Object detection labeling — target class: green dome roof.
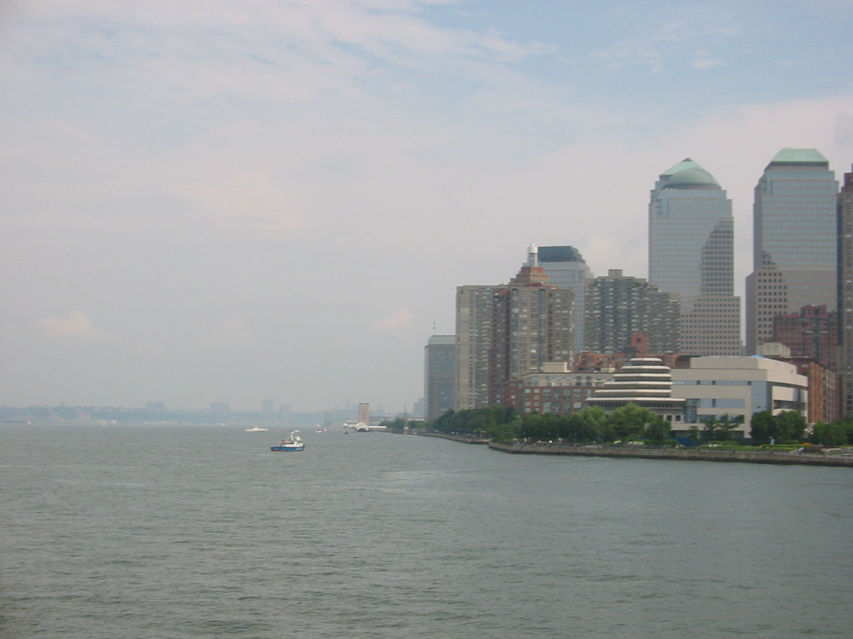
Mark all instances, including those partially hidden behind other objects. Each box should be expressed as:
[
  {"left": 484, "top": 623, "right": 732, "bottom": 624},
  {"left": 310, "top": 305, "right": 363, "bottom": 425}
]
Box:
[
  {"left": 659, "top": 158, "right": 720, "bottom": 189},
  {"left": 663, "top": 166, "right": 720, "bottom": 189}
]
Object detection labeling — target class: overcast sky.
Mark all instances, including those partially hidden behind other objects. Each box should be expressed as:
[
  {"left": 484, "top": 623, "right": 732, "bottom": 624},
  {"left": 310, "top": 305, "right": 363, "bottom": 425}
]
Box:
[{"left": 2, "top": 0, "right": 852, "bottom": 414}]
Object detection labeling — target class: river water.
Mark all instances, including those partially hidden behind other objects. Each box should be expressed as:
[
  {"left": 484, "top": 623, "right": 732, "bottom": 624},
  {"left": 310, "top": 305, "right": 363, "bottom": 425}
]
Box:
[{"left": 2, "top": 424, "right": 852, "bottom": 638}]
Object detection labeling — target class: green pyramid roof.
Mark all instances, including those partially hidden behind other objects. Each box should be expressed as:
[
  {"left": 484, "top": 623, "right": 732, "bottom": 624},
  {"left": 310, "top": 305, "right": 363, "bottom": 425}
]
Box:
[
  {"left": 769, "top": 148, "right": 828, "bottom": 167},
  {"left": 660, "top": 158, "right": 720, "bottom": 189}
]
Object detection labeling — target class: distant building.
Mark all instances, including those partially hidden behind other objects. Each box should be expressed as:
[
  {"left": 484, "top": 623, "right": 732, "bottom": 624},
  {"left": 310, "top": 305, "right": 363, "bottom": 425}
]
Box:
[
  {"left": 584, "top": 269, "right": 680, "bottom": 355},
  {"left": 455, "top": 285, "right": 499, "bottom": 410},
  {"left": 648, "top": 158, "right": 741, "bottom": 356},
  {"left": 358, "top": 403, "right": 370, "bottom": 425},
  {"left": 746, "top": 149, "right": 838, "bottom": 355},
  {"left": 454, "top": 246, "right": 574, "bottom": 410},
  {"left": 574, "top": 334, "right": 681, "bottom": 374},
  {"left": 210, "top": 402, "right": 230, "bottom": 414},
  {"left": 839, "top": 165, "right": 853, "bottom": 417},
  {"left": 492, "top": 248, "right": 573, "bottom": 393},
  {"left": 782, "top": 358, "right": 840, "bottom": 425},
  {"left": 424, "top": 335, "right": 456, "bottom": 421},
  {"left": 671, "top": 356, "right": 808, "bottom": 438},
  {"left": 506, "top": 361, "right": 613, "bottom": 416},
  {"left": 771, "top": 305, "right": 838, "bottom": 371},
  {"left": 538, "top": 245, "right": 592, "bottom": 355}
]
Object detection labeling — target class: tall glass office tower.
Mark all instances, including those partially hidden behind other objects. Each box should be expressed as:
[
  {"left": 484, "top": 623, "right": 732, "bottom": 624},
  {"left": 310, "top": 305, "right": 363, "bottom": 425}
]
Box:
[
  {"left": 649, "top": 158, "right": 741, "bottom": 356},
  {"left": 745, "top": 149, "right": 838, "bottom": 355}
]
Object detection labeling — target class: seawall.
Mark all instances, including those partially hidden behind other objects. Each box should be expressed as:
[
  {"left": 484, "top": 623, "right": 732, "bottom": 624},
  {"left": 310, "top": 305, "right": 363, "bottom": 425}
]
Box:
[
  {"left": 416, "top": 431, "right": 489, "bottom": 444},
  {"left": 488, "top": 441, "right": 853, "bottom": 467}
]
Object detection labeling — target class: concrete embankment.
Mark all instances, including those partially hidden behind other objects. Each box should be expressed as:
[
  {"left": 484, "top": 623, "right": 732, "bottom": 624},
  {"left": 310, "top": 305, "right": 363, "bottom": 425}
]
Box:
[
  {"left": 417, "top": 431, "right": 489, "bottom": 444},
  {"left": 488, "top": 442, "right": 853, "bottom": 467}
]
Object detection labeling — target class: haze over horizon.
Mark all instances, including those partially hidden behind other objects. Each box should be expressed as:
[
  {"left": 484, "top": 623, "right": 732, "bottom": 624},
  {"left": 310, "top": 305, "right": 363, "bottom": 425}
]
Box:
[{"left": 2, "top": 0, "right": 852, "bottom": 413}]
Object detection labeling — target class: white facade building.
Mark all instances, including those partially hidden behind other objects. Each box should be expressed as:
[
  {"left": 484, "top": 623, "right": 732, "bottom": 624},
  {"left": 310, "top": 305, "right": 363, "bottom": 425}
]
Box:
[{"left": 671, "top": 356, "right": 808, "bottom": 438}]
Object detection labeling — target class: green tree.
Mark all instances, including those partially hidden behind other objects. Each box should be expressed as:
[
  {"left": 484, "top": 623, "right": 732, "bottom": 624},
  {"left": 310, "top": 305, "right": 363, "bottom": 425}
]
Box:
[
  {"left": 750, "top": 410, "right": 774, "bottom": 444},
  {"left": 702, "top": 415, "right": 740, "bottom": 442},
  {"left": 574, "top": 406, "right": 607, "bottom": 442},
  {"left": 643, "top": 417, "right": 672, "bottom": 445},
  {"left": 810, "top": 422, "right": 847, "bottom": 446},
  {"left": 749, "top": 410, "right": 806, "bottom": 444},
  {"left": 608, "top": 403, "right": 657, "bottom": 440},
  {"left": 687, "top": 425, "right": 701, "bottom": 445},
  {"left": 774, "top": 411, "right": 807, "bottom": 443}
]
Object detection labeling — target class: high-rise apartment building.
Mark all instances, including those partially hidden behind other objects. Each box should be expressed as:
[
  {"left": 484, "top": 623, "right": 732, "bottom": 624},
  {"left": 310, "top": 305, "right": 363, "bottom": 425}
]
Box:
[
  {"left": 584, "top": 269, "right": 680, "bottom": 355},
  {"left": 537, "top": 245, "right": 593, "bottom": 355},
  {"left": 493, "top": 253, "right": 573, "bottom": 393},
  {"left": 455, "top": 285, "right": 497, "bottom": 410},
  {"left": 424, "top": 335, "right": 456, "bottom": 421},
  {"left": 648, "top": 158, "right": 741, "bottom": 356},
  {"left": 745, "top": 149, "right": 839, "bottom": 355},
  {"left": 455, "top": 247, "right": 574, "bottom": 410},
  {"left": 840, "top": 165, "right": 853, "bottom": 416}
]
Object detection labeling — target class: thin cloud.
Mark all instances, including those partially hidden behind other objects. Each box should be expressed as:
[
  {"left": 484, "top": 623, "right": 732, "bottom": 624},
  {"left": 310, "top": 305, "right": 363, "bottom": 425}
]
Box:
[
  {"left": 39, "top": 311, "right": 108, "bottom": 339},
  {"left": 694, "top": 52, "right": 723, "bottom": 70},
  {"left": 373, "top": 308, "right": 415, "bottom": 333}
]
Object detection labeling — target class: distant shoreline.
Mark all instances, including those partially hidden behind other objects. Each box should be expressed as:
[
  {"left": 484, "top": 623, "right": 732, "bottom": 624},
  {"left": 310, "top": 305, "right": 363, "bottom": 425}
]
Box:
[{"left": 416, "top": 431, "right": 853, "bottom": 467}]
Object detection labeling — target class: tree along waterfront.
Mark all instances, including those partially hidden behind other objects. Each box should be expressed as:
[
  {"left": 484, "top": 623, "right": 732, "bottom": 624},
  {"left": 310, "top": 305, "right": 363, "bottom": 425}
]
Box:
[{"left": 427, "top": 404, "right": 853, "bottom": 449}]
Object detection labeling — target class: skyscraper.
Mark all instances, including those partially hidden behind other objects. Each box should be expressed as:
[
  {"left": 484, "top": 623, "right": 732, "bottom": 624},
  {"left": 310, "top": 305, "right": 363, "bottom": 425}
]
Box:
[
  {"left": 839, "top": 164, "right": 853, "bottom": 416},
  {"left": 455, "top": 285, "right": 497, "bottom": 410},
  {"left": 648, "top": 158, "right": 741, "bottom": 356},
  {"left": 537, "top": 245, "right": 593, "bottom": 355},
  {"left": 424, "top": 335, "right": 456, "bottom": 421},
  {"left": 745, "top": 149, "right": 839, "bottom": 355}
]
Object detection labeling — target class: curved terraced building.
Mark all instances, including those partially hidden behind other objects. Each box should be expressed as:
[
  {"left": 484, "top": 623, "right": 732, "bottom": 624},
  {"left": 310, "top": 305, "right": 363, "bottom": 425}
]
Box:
[{"left": 585, "top": 357, "right": 686, "bottom": 423}]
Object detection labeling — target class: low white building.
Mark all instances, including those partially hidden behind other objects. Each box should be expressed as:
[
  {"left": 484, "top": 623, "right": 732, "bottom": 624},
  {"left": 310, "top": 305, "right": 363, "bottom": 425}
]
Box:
[{"left": 671, "top": 356, "right": 808, "bottom": 439}]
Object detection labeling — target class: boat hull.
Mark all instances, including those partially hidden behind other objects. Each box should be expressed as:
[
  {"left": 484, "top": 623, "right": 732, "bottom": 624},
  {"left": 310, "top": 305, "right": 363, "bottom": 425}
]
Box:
[{"left": 270, "top": 445, "right": 305, "bottom": 452}]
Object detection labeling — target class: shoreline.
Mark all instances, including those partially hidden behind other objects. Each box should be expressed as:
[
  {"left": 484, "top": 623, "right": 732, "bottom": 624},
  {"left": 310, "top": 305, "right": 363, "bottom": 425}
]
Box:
[
  {"left": 415, "top": 431, "right": 853, "bottom": 467},
  {"left": 487, "top": 441, "right": 853, "bottom": 467}
]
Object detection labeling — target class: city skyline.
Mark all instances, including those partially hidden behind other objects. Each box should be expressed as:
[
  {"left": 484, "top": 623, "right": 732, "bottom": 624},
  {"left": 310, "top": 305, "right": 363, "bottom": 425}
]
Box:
[{"left": 1, "top": 1, "right": 852, "bottom": 412}]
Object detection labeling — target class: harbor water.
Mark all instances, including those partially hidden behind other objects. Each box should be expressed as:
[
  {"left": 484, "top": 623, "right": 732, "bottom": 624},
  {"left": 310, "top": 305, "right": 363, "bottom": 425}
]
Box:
[{"left": 2, "top": 424, "right": 852, "bottom": 637}]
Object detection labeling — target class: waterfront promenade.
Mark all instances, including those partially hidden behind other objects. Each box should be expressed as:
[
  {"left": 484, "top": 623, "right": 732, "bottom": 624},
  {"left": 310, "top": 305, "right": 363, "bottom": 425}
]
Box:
[
  {"left": 415, "top": 430, "right": 853, "bottom": 467},
  {"left": 488, "top": 441, "right": 853, "bottom": 467}
]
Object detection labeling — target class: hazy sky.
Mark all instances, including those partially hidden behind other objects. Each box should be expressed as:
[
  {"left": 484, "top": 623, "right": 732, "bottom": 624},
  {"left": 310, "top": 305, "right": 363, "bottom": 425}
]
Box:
[{"left": 2, "top": 0, "right": 852, "bottom": 413}]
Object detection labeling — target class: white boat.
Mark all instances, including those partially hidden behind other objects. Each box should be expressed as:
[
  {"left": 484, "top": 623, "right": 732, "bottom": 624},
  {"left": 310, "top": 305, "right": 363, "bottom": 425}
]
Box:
[
  {"left": 270, "top": 430, "right": 305, "bottom": 452},
  {"left": 245, "top": 426, "right": 269, "bottom": 432}
]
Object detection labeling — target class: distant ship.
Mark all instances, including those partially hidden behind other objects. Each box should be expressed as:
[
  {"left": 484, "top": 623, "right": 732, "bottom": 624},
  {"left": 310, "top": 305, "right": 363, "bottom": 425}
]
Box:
[{"left": 245, "top": 426, "right": 269, "bottom": 432}]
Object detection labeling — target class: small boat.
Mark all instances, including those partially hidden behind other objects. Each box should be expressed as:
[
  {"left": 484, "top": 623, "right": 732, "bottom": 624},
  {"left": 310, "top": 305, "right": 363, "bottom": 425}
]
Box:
[
  {"left": 270, "top": 430, "right": 305, "bottom": 452},
  {"left": 245, "top": 426, "right": 269, "bottom": 432}
]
